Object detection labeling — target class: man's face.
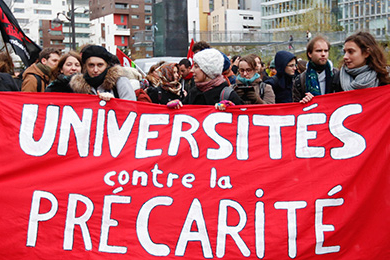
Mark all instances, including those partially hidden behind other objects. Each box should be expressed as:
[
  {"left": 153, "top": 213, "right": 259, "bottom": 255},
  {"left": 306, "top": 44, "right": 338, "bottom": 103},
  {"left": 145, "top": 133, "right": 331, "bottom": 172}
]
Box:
[
  {"left": 308, "top": 40, "right": 329, "bottom": 66},
  {"left": 42, "top": 53, "right": 60, "bottom": 69},
  {"left": 86, "top": 57, "right": 108, "bottom": 77},
  {"left": 179, "top": 64, "right": 191, "bottom": 78}
]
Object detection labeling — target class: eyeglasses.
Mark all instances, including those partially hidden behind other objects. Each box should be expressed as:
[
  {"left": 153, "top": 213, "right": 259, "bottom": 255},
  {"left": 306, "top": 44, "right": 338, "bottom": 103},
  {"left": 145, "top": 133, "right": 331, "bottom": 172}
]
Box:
[
  {"left": 239, "top": 68, "right": 253, "bottom": 74},
  {"left": 286, "top": 63, "right": 297, "bottom": 68}
]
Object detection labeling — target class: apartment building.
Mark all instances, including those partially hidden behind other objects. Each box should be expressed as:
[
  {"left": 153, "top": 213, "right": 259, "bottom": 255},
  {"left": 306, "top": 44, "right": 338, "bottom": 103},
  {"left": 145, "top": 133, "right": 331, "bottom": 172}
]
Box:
[
  {"left": 89, "top": 0, "right": 152, "bottom": 57},
  {"left": 338, "top": 0, "right": 390, "bottom": 36}
]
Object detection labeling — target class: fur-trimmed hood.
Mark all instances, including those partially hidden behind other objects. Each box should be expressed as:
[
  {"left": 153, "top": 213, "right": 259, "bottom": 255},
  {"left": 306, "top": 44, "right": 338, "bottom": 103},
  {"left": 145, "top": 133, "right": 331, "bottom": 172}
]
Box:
[{"left": 70, "top": 65, "right": 124, "bottom": 94}]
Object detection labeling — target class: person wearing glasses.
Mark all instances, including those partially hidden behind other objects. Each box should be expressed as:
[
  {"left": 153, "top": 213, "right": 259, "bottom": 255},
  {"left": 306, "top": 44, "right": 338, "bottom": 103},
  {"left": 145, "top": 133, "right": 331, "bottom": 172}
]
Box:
[
  {"left": 293, "top": 36, "right": 338, "bottom": 103},
  {"left": 264, "top": 50, "right": 297, "bottom": 103},
  {"left": 234, "top": 54, "right": 275, "bottom": 104}
]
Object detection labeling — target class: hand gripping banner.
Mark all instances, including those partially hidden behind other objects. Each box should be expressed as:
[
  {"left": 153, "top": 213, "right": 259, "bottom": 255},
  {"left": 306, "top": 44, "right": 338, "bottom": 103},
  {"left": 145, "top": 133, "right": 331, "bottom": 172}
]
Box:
[{"left": 0, "top": 87, "right": 389, "bottom": 259}]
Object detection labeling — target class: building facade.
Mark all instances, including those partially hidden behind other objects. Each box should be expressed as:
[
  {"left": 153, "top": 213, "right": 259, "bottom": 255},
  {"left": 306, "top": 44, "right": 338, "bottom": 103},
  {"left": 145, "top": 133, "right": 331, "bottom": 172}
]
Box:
[
  {"left": 6, "top": 0, "right": 66, "bottom": 49},
  {"left": 89, "top": 0, "right": 152, "bottom": 57},
  {"left": 338, "top": 0, "right": 390, "bottom": 36}
]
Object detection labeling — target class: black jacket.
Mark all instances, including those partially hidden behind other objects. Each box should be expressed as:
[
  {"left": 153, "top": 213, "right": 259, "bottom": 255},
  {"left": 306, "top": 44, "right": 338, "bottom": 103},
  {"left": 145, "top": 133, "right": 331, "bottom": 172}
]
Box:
[
  {"left": 183, "top": 81, "right": 242, "bottom": 105},
  {"left": 45, "top": 74, "right": 74, "bottom": 93},
  {"left": 147, "top": 85, "right": 185, "bottom": 105},
  {"left": 0, "top": 73, "right": 20, "bottom": 91}
]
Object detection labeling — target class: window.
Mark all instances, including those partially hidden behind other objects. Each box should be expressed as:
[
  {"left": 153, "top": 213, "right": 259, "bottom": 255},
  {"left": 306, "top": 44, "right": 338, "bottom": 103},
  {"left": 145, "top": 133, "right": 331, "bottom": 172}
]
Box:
[
  {"left": 145, "top": 5, "right": 152, "bottom": 13},
  {"left": 131, "top": 15, "right": 139, "bottom": 19},
  {"left": 74, "top": 13, "right": 89, "bottom": 18},
  {"left": 115, "top": 3, "right": 128, "bottom": 9},
  {"left": 145, "top": 0, "right": 152, "bottom": 4},
  {"left": 121, "top": 36, "right": 125, "bottom": 44},
  {"left": 15, "top": 0, "right": 24, "bottom": 2},
  {"left": 34, "top": 9, "right": 52, "bottom": 14},
  {"left": 131, "top": 4, "right": 139, "bottom": 8},
  {"left": 33, "top": 0, "right": 51, "bottom": 4},
  {"left": 49, "top": 30, "right": 62, "bottom": 36},
  {"left": 132, "top": 25, "right": 140, "bottom": 29},
  {"left": 121, "top": 15, "right": 124, "bottom": 23},
  {"left": 145, "top": 15, "right": 152, "bottom": 24},
  {"left": 14, "top": 8, "right": 24, "bottom": 13},
  {"left": 117, "top": 25, "right": 127, "bottom": 29}
]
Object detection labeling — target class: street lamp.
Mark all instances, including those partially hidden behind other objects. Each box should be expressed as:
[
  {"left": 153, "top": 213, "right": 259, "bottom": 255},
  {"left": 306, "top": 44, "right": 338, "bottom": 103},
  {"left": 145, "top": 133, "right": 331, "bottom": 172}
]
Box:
[{"left": 52, "top": 1, "right": 88, "bottom": 50}]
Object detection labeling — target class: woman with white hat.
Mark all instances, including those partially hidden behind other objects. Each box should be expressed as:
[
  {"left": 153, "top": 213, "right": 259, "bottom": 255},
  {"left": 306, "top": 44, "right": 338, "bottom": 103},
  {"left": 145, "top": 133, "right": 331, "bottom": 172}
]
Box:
[{"left": 167, "top": 48, "right": 242, "bottom": 110}]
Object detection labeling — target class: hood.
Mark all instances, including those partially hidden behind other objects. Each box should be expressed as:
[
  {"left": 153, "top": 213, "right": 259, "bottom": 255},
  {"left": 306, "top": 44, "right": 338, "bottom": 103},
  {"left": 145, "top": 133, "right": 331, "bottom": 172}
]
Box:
[{"left": 274, "top": 51, "right": 296, "bottom": 77}]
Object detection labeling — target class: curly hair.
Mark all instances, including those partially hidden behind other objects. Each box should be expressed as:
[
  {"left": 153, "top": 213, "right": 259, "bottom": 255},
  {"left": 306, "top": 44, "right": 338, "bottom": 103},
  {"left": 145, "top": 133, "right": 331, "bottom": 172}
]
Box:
[{"left": 345, "top": 31, "right": 390, "bottom": 85}]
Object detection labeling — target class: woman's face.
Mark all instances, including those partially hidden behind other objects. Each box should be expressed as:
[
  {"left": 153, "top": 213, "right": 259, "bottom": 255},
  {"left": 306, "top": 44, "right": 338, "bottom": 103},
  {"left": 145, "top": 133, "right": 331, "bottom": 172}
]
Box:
[
  {"left": 254, "top": 57, "right": 262, "bottom": 73},
  {"left": 238, "top": 61, "right": 255, "bottom": 79},
  {"left": 191, "top": 63, "right": 208, "bottom": 83},
  {"left": 343, "top": 41, "right": 369, "bottom": 69},
  {"left": 173, "top": 66, "right": 179, "bottom": 81},
  {"left": 61, "top": 56, "right": 81, "bottom": 76}
]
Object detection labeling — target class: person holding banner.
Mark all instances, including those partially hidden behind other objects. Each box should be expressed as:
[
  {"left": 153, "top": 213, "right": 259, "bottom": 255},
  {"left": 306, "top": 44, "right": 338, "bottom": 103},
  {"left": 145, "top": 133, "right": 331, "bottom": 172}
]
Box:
[
  {"left": 45, "top": 51, "right": 81, "bottom": 93},
  {"left": 146, "top": 63, "right": 184, "bottom": 104},
  {"left": 167, "top": 48, "right": 242, "bottom": 110},
  {"left": 69, "top": 45, "right": 136, "bottom": 101},
  {"left": 300, "top": 31, "right": 390, "bottom": 104}
]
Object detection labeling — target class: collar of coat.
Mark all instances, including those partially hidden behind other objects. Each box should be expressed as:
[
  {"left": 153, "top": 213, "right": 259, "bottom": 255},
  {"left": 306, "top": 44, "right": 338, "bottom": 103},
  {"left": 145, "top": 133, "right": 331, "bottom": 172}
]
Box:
[{"left": 70, "top": 65, "right": 123, "bottom": 94}]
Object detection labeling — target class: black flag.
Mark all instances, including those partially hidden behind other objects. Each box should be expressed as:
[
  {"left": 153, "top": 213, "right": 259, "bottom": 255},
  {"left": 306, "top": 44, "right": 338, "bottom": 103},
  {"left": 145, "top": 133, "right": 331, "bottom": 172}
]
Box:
[{"left": 0, "top": 0, "right": 41, "bottom": 66}]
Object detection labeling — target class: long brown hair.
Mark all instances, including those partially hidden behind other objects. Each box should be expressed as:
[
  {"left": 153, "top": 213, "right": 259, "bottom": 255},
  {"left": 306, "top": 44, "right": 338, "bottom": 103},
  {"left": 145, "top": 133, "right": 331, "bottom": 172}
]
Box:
[
  {"left": 0, "top": 51, "right": 14, "bottom": 74},
  {"left": 52, "top": 51, "right": 81, "bottom": 78},
  {"left": 345, "top": 31, "right": 390, "bottom": 84}
]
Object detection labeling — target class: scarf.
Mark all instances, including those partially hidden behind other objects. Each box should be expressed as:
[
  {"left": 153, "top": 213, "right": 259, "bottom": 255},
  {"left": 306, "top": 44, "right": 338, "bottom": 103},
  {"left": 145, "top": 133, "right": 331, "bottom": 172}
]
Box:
[
  {"left": 183, "top": 72, "right": 193, "bottom": 80},
  {"left": 340, "top": 65, "right": 378, "bottom": 91},
  {"left": 157, "top": 63, "right": 182, "bottom": 95},
  {"left": 84, "top": 68, "right": 109, "bottom": 88},
  {"left": 196, "top": 75, "right": 226, "bottom": 92},
  {"left": 36, "top": 62, "right": 52, "bottom": 78},
  {"left": 237, "top": 73, "right": 260, "bottom": 86},
  {"left": 305, "top": 61, "right": 332, "bottom": 96}
]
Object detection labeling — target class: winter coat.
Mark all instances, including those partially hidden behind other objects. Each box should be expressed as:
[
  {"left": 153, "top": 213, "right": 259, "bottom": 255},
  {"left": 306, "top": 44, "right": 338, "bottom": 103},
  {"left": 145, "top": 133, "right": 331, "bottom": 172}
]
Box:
[
  {"left": 45, "top": 74, "right": 74, "bottom": 93},
  {"left": 69, "top": 65, "right": 136, "bottom": 101},
  {"left": 21, "top": 63, "right": 50, "bottom": 92},
  {"left": 0, "top": 73, "right": 20, "bottom": 91},
  {"left": 235, "top": 77, "right": 275, "bottom": 104},
  {"left": 183, "top": 81, "right": 242, "bottom": 105},
  {"left": 264, "top": 51, "right": 296, "bottom": 103},
  {"left": 292, "top": 68, "right": 338, "bottom": 102},
  {"left": 147, "top": 85, "right": 185, "bottom": 105}
]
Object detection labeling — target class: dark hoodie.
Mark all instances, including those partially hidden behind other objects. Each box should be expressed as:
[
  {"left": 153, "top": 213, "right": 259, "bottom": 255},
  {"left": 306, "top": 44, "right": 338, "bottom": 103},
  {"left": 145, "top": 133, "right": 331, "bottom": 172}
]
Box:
[{"left": 264, "top": 51, "right": 296, "bottom": 103}]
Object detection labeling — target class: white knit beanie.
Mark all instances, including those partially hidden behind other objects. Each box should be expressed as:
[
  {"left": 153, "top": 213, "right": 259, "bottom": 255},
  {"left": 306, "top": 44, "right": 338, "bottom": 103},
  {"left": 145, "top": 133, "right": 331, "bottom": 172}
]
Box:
[{"left": 193, "top": 48, "right": 224, "bottom": 79}]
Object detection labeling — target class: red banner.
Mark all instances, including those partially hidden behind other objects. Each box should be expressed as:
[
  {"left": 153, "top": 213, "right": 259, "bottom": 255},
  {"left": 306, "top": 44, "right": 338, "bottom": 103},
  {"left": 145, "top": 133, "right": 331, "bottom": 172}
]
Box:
[{"left": 0, "top": 87, "right": 389, "bottom": 259}]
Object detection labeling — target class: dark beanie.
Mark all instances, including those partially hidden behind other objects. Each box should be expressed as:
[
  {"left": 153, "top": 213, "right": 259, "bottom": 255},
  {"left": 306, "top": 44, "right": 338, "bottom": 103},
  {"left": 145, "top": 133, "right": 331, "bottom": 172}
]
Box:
[{"left": 81, "top": 45, "right": 112, "bottom": 64}]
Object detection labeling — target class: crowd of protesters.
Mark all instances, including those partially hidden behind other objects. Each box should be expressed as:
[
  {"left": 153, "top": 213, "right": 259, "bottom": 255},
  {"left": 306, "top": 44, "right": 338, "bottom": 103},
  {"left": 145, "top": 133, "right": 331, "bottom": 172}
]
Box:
[{"left": 1, "top": 31, "right": 389, "bottom": 109}]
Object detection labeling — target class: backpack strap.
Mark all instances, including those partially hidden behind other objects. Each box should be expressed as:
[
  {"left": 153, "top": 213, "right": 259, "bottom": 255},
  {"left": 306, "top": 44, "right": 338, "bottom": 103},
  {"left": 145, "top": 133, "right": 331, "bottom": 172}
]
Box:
[
  {"left": 33, "top": 74, "right": 42, "bottom": 92},
  {"left": 220, "top": 86, "right": 234, "bottom": 101},
  {"left": 259, "top": 82, "right": 266, "bottom": 99}
]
